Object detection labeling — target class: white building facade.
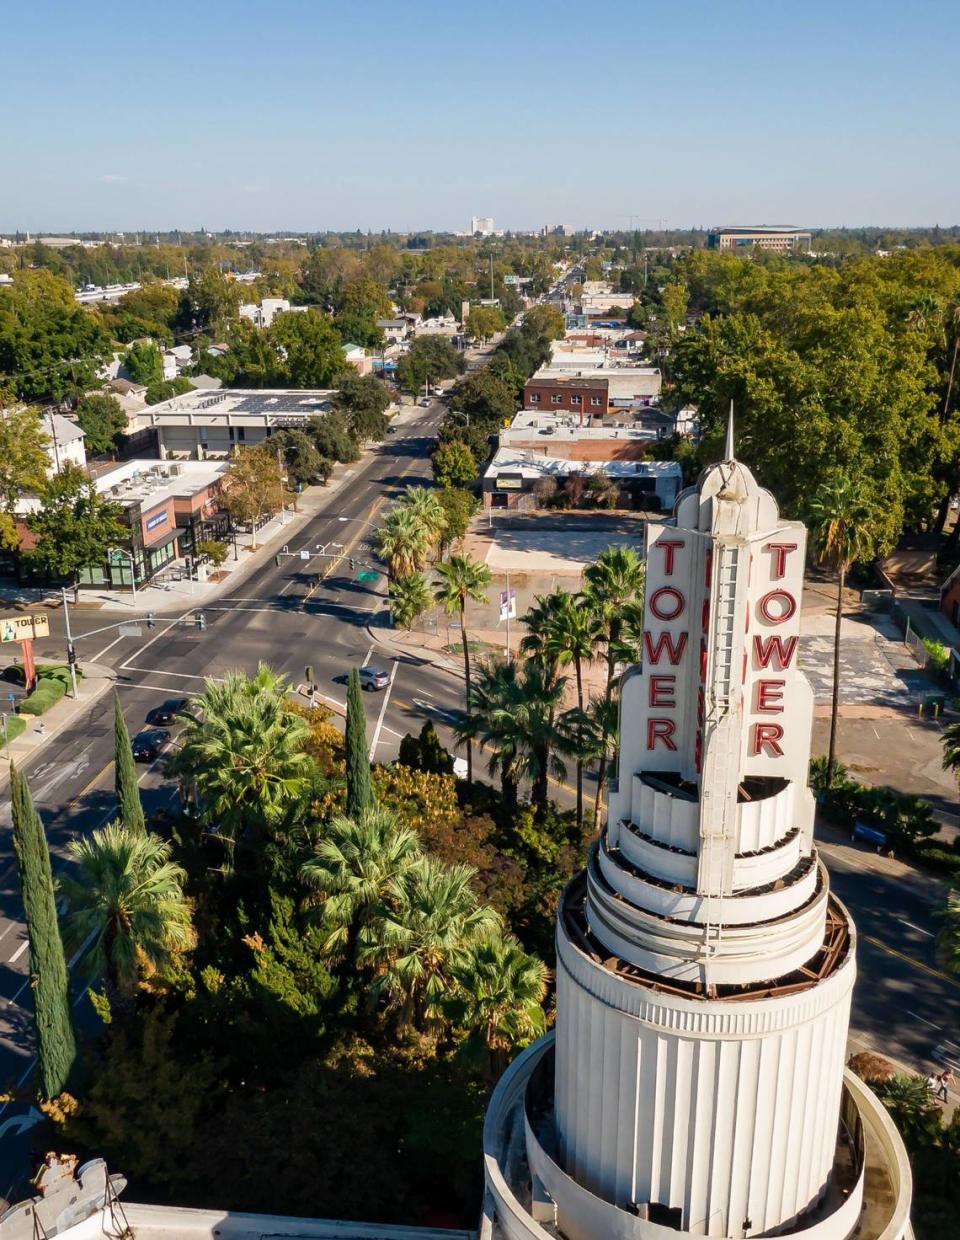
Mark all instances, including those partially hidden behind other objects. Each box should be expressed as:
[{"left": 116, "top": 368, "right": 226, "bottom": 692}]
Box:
[{"left": 484, "top": 437, "right": 913, "bottom": 1240}]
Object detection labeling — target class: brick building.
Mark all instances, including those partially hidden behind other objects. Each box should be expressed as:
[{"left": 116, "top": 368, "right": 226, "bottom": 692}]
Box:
[{"left": 523, "top": 375, "right": 609, "bottom": 423}]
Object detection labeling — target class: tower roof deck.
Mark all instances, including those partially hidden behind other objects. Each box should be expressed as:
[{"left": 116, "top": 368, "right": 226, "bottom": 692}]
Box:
[{"left": 561, "top": 869, "right": 851, "bottom": 1002}]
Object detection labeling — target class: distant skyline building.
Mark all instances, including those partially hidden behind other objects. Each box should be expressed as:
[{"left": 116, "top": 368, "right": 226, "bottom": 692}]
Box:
[
  {"left": 485, "top": 425, "right": 913, "bottom": 1240},
  {"left": 471, "top": 215, "right": 497, "bottom": 236},
  {"left": 707, "top": 225, "right": 812, "bottom": 253}
]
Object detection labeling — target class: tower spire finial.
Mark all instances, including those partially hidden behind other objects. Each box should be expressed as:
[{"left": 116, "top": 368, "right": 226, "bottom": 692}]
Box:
[{"left": 725, "top": 400, "right": 735, "bottom": 460}]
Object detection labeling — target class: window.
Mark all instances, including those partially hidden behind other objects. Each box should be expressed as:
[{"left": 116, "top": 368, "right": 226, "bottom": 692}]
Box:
[
  {"left": 551, "top": 395, "right": 562, "bottom": 405},
  {"left": 237, "top": 426, "right": 246, "bottom": 441},
  {"left": 530, "top": 393, "right": 540, "bottom": 403},
  {"left": 590, "top": 396, "right": 602, "bottom": 407},
  {"left": 571, "top": 395, "right": 582, "bottom": 405}
]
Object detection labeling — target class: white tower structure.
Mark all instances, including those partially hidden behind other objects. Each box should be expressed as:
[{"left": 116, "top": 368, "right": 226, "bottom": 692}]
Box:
[{"left": 484, "top": 433, "right": 913, "bottom": 1240}]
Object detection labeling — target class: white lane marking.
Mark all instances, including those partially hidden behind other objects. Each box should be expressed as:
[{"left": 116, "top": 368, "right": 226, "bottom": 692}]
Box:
[
  {"left": 907, "top": 1010, "right": 943, "bottom": 1031},
  {"left": 896, "top": 918, "right": 935, "bottom": 937},
  {"left": 9, "top": 939, "right": 28, "bottom": 964},
  {"left": 121, "top": 668, "right": 210, "bottom": 680},
  {"left": 369, "top": 662, "right": 399, "bottom": 760},
  {"left": 118, "top": 614, "right": 182, "bottom": 671},
  {"left": 90, "top": 633, "right": 126, "bottom": 662},
  {"left": 361, "top": 645, "right": 374, "bottom": 668}
]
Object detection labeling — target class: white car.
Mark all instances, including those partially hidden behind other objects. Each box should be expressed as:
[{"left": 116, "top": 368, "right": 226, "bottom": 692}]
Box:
[{"left": 452, "top": 756, "right": 469, "bottom": 779}]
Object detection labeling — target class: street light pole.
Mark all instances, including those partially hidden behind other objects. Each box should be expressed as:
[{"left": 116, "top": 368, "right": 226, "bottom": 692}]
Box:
[
  {"left": 60, "top": 587, "right": 79, "bottom": 699},
  {"left": 1, "top": 714, "right": 9, "bottom": 762}
]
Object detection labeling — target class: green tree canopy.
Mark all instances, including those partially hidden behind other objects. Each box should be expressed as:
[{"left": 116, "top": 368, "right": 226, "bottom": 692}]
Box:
[
  {"left": 0, "top": 404, "right": 50, "bottom": 547},
  {"left": 432, "top": 441, "right": 477, "bottom": 488},
  {"left": 125, "top": 341, "right": 164, "bottom": 386},
  {"left": 334, "top": 372, "right": 391, "bottom": 441},
  {"left": 75, "top": 393, "right": 127, "bottom": 456},
  {"left": 396, "top": 336, "right": 464, "bottom": 395},
  {"left": 27, "top": 464, "right": 127, "bottom": 597}
]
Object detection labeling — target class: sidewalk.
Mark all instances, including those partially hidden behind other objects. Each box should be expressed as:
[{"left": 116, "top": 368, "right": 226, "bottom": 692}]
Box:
[{"left": 0, "top": 662, "right": 116, "bottom": 792}]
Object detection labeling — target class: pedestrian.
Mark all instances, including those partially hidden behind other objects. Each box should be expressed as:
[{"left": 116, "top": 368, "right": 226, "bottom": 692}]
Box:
[
  {"left": 36, "top": 720, "right": 46, "bottom": 737},
  {"left": 927, "top": 1072, "right": 939, "bottom": 1094},
  {"left": 935, "top": 1069, "right": 955, "bottom": 1102}
]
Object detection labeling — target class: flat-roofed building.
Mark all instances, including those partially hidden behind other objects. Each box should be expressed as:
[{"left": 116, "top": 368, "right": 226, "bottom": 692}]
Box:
[
  {"left": 707, "top": 225, "right": 812, "bottom": 252},
  {"left": 483, "top": 447, "right": 681, "bottom": 512},
  {"left": 124, "top": 388, "right": 337, "bottom": 459}
]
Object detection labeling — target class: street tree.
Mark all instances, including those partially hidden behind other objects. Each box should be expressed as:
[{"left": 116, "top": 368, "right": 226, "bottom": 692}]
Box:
[
  {"left": 345, "top": 669, "right": 374, "bottom": 820},
  {"left": 114, "top": 690, "right": 145, "bottom": 833},
  {"left": 582, "top": 545, "right": 646, "bottom": 830},
  {"left": 449, "top": 368, "right": 516, "bottom": 426},
  {"left": 467, "top": 306, "right": 506, "bottom": 343},
  {"left": 184, "top": 267, "right": 242, "bottom": 335},
  {"left": 434, "top": 554, "right": 492, "bottom": 782},
  {"left": 399, "top": 486, "right": 447, "bottom": 555},
  {"left": 59, "top": 823, "right": 193, "bottom": 1019},
  {"left": 334, "top": 372, "right": 391, "bottom": 442},
  {"left": 0, "top": 404, "right": 50, "bottom": 548},
  {"left": 28, "top": 464, "right": 128, "bottom": 601},
  {"left": 307, "top": 411, "right": 360, "bottom": 464},
  {"left": 432, "top": 441, "right": 477, "bottom": 488},
  {"left": 276, "top": 429, "right": 329, "bottom": 487},
  {"left": 521, "top": 304, "right": 565, "bottom": 341},
  {"left": 388, "top": 572, "right": 433, "bottom": 630},
  {"left": 396, "top": 336, "right": 464, "bottom": 395},
  {"left": 268, "top": 310, "right": 345, "bottom": 388},
  {"left": 11, "top": 765, "right": 75, "bottom": 1098},
  {"left": 808, "top": 473, "right": 879, "bottom": 789},
  {"left": 436, "top": 486, "right": 476, "bottom": 555},
  {"left": 935, "top": 889, "right": 960, "bottom": 974},
  {"left": 221, "top": 443, "right": 284, "bottom": 546},
  {"left": 75, "top": 394, "right": 127, "bottom": 456},
  {"left": 376, "top": 506, "right": 432, "bottom": 580}
]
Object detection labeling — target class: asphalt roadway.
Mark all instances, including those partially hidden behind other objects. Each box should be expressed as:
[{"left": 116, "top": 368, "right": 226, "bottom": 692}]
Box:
[{"left": 0, "top": 399, "right": 956, "bottom": 1182}]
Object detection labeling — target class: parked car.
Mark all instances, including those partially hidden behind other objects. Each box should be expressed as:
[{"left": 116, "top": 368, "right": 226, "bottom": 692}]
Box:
[
  {"left": 851, "top": 821, "right": 887, "bottom": 851},
  {"left": 146, "top": 698, "right": 189, "bottom": 726},
  {"left": 131, "top": 728, "right": 171, "bottom": 762},
  {"left": 358, "top": 666, "right": 390, "bottom": 691},
  {"left": 418, "top": 397, "right": 431, "bottom": 407}
]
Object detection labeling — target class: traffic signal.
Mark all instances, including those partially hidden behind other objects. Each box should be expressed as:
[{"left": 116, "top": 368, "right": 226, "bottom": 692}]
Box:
[
  {"left": 146, "top": 612, "right": 156, "bottom": 629},
  {"left": 195, "top": 612, "right": 206, "bottom": 631},
  {"left": 349, "top": 558, "right": 356, "bottom": 571},
  {"left": 67, "top": 645, "right": 77, "bottom": 666}
]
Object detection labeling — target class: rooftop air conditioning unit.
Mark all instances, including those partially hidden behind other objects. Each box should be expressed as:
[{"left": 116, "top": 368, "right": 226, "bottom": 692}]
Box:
[{"left": 168, "top": 464, "right": 182, "bottom": 477}]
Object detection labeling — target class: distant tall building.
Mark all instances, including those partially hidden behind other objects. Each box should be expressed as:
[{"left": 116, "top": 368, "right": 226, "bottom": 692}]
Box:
[
  {"left": 471, "top": 215, "right": 496, "bottom": 236},
  {"left": 485, "top": 425, "right": 913, "bottom": 1240},
  {"left": 707, "top": 225, "right": 812, "bottom": 253}
]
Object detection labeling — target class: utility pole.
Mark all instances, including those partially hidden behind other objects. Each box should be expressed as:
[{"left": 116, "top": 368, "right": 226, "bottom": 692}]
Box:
[
  {"left": 490, "top": 253, "right": 495, "bottom": 302},
  {"left": 60, "top": 588, "right": 79, "bottom": 700}
]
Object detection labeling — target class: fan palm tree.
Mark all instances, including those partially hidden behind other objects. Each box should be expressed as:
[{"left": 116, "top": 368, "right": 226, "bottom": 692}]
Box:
[
  {"left": 434, "top": 554, "right": 492, "bottom": 782},
  {"left": 170, "top": 663, "right": 313, "bottom": 857},
  {"left": 360, "top": 855, "right": 499, "bottom": 1031},
  {"left": 58, "top": 822, "right": 193, "bottom": 1018},
  {"left": 450, "top": 931, "right": 548, "bottom": 1078},
  {"left": 582, "top": 545, "right": 646, "bottom": 829},
  {"left": 457, "top": 657, "right": 567, "bottom": 814},
  {"left": 376, "top": 506, "right": 432, "bottom": 580},
  {"left": 400, "top": 486, "right": 448, "bottom": 558},
  {"left": 808, "top": 475, "right": 877, "bottom": 789},
  {"left": 299, "top": 808, "right": 422, "bottom": 966},
  {"left": 584, "top": 691, "right": 620, "bottom": 831},
  {"left": 388, "top": 572, "right": 432, "bottom": 630},
  {"left": 533, "top": 592, "right": 602, "bottom": 824},
  {"left": 935, "top": 889, "right": 960, "bottom": 975},
  {"left": 520, "top": 591, "right": 568, "bottom": 676}
]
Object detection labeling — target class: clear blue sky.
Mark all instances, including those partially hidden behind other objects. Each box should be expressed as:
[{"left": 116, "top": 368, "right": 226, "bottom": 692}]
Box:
[{"left": 4, "top": 0, "right": 957, "bottom": 233}]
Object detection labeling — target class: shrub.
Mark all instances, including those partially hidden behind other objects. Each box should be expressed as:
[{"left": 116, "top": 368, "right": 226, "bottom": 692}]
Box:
[
  {"left": 3, "top": 716, "right": 26, "bottom": 743},
  {"left": 921, "top": 637, "right": 950, "bottom": 674},
  {"left": 19, "top": 676, "right": 67, "bottom": 716},
  {"left": 3, "top": 662, "right": 78, "bottom": 687}
]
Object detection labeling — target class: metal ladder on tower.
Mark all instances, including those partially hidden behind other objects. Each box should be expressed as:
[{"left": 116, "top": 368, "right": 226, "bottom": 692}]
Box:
[{"left": 700, "top": 542, "right": 741, "bottom": 984}]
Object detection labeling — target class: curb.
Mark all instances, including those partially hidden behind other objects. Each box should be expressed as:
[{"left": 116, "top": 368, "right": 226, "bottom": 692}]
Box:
[{"left": 364, "top": 619, "right": 462, "bottom": 677}]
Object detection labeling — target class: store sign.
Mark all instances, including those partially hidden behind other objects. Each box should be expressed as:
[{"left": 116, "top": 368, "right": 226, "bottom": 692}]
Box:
[
  {"left": 0, "top": 614, "right": 50, "bottom": 643},
  {"left": 145, "top": 510, "right": 168, "bottom": 532},
  {"left": 496, "top": 474, "right": 523, "bottom": 490}
]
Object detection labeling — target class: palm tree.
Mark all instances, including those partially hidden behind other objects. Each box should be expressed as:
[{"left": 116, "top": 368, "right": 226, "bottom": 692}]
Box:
[
  {"left": 529, "top": 592, "right": 601, "bottom": 824},
  {"left": 450, "top": 931, "right": 548, "bottom": 1078},
  {"left": 808, "top": 475, "right": 877, "bottom": 789},
  {"left": 170, "top": 663, "right": 313, "bottom": 856},
  {"left": 388, "top": 572, "right": 432, "bottom": 630},
  {"left": 582, "top": 545, "right": 646, "bottom": 830},
  {"left": 58, "top": 822, "right": 193, "bottom": 1017},
  {"left": 583, "top": 691, "right": 620, "bottom": 830},
  {"left": 400, "top": 486, "right": 447, "bottom": 558},
  {"left": 434, "top": 554, "right": 492, "bottom": 782},
  {"left": 376, "top": 506, "right": 431, "bottom": 580},
  {"left": 935, "top": 889, "right": 960, "bottom": 975},
  {"left": 520, "top": 591, "right": 568, "bottom": 675},
  {"left": 457, "top": 657, "right": 567, "bottom": 814},
  {"left": 299, "top": 808, "right": 422, "bottom": 966},
  {"left": 359, "top": 855, "right": 499, "bottom": 1031}
]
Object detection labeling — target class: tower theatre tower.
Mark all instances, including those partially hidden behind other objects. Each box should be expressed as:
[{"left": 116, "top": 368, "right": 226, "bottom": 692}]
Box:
[{"left": 484, "top": 448, "right": 912, "bottom": 1240}]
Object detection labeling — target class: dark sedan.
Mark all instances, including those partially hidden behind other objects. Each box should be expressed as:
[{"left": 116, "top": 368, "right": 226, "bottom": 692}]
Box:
[
  {"left": 131, "top": 728, "right": 171, "bottom": 762},
  {"left": 146, "top": 698, "right": 189, "bottom": 726}
]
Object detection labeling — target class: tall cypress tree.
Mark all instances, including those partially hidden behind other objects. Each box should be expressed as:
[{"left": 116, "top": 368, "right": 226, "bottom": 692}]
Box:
[
  {"left": 114, "top": 690, "right": 145, "bottom": 833},
  {"left": 345, "top": 669, "right": 374, "bottom": 820},
  {"left": 11, "top": 765, "right": 76, "bottom": 1099}
]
